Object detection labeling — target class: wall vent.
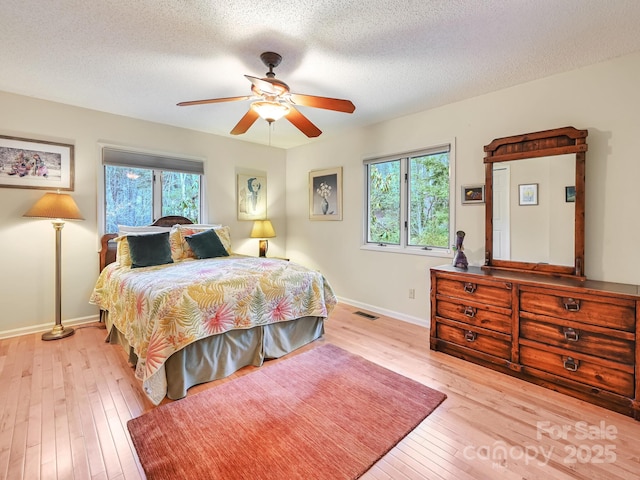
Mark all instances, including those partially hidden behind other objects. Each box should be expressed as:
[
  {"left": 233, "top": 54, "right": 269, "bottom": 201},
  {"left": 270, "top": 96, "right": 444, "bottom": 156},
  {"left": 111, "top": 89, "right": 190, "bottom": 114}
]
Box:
[{"left": 353, "top": 310, "right": 378, "bottom": 320}]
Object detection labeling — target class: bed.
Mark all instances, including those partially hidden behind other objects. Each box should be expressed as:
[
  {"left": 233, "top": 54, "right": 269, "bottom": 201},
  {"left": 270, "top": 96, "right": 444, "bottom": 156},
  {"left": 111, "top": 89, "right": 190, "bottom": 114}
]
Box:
[{"left": 90, "top": 216, "right": 337, "bottom": 405}]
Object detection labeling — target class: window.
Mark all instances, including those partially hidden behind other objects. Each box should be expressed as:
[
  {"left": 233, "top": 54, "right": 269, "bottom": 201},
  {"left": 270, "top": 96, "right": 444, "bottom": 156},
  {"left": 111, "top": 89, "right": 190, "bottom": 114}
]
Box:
[
  {"left": 364, "top": 144, "right": 454, "bottom": 256},
  {"left": 102, "top": 148, "right": 204, "bottom": 232}
]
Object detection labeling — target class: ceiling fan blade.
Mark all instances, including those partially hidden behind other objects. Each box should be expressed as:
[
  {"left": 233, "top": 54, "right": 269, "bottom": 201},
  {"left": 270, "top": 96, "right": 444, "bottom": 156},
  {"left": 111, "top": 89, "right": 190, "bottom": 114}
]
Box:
[
  {"left": 177, "top": 96, "right": 251, "bottom": 107},
  {"left": 230, "top": 108, "right": 260, "bottom": 135},
  {"left": 244, "top": 75, "right": 279, "bottom": 96},
  {"left": 288, "top": 93, "right": 355, "bottom": 113},
  {"left": 286, "top": 107, "right": 322, "bottom": 138}
]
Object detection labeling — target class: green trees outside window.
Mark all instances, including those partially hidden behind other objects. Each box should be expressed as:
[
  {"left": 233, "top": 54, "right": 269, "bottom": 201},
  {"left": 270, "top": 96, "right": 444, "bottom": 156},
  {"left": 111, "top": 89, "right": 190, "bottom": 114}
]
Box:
[
  {"left": 408, "top": 153, "right": 450, "bottom": 248},
  {"left": 368, "top": 160, "right": 401, "bottom": 244},
  {"left": 105, "top": 165, "right": 201, "bottom": 232},
  {"left": 366, "top": 148, "right": 451, "bottom": 251},
  {"left": 161, "top": 171, "right": 201, "bottom": 221}
]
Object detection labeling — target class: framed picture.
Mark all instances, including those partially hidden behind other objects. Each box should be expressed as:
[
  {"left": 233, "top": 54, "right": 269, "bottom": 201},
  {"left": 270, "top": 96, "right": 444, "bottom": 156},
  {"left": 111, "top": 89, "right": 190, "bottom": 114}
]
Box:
[
  {"left": 565, "top": 185, "right": 576, "bottom": 203},
  {"left": 461, "top": 184, "right": 485, "bottom": 204},
  {"left": 0, "top": 135, "right": 74, "bottom": 190},
  {"left": 309, "top": 167, "right": 342, "bottom": 221},
  {"left": 519, "top": 183, "right": 538, "bottom": 205},
  {"left": 237, "top": 173, "right": 267, "bottom": 220}
]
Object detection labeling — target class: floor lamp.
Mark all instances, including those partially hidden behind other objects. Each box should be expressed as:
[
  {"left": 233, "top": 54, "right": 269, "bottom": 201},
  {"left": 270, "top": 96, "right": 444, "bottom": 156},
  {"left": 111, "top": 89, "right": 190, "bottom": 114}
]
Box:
[{"left": 24, "top": 191, "right": 84, "bottom": 341}]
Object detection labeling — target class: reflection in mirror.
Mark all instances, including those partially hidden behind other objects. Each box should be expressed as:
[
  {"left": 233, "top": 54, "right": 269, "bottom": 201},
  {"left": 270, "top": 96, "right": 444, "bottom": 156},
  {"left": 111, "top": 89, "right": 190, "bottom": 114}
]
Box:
[
  {"left": 483, "top": 126, "right": 587, "bottom": 278},
  {"left": 492, "top": 154, "right": 575, "bottom": 266}
]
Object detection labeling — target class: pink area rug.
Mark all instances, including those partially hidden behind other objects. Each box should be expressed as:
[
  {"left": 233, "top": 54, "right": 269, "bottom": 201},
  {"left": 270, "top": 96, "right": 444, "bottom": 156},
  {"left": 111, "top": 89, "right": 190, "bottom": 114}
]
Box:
[{"left": 128, "top": 343, "right": 446, "bottom": 479}]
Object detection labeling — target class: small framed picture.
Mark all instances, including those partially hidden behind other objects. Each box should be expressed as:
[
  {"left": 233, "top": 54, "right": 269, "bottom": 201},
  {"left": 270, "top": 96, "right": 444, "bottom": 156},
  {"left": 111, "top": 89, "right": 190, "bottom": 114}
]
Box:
[
  {"left": 519, "top": 183, "right": 538, "bottom": 206},
  {"left": 565, "top": 186, "right": 576, "bottom": 203},
  {"left": 461, "top": 184, "right": 485, "bottom": 204}
]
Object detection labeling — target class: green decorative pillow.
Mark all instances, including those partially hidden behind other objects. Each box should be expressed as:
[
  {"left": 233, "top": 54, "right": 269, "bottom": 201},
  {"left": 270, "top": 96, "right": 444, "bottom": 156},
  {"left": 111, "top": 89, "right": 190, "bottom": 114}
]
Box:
[
  {"left": 185, "top": 229, "right": 230, "bottom": 259},
  {"left": 178, "top": 225, "right": 232, "bottom": 258},
  {"left": 127, "top": 232, "right": 174, "bottom": 268}
]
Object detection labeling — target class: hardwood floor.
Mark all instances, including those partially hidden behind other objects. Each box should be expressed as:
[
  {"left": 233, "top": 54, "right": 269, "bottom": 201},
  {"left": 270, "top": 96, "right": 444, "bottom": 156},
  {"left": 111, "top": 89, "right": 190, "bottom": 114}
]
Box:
[{"left": 1, "top": 303, "right": 639, "bottom": 479}]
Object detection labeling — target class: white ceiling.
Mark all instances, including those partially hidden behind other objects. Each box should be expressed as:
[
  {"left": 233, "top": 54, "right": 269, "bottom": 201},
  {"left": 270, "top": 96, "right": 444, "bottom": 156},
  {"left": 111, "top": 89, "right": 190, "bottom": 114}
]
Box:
[{"left": 2, "top": 1, "right": 640, "bottom": 149}]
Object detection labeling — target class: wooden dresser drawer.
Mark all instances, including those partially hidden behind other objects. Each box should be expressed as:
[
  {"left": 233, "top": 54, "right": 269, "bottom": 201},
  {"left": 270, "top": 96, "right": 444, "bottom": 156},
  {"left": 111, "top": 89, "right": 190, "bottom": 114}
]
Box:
[
  {"left": 436, "top": 277, "right": 512, "bottom": 308},
  {"left": 520, "top": 318, "right": 635, "bottom": 364},
  {"left": 437, "top": 322, "right": 511, "bottom": 360},
  {"left": 520, "top": 287, "right": 636, "bottom": 332},
  {"left": 436, "top": 299, "right": 511, "bottom": 334},
  {"left": 520, "top": 343, "right": 635, "bottom": 397},
  {"left": 430, "top": 265, "right": 640, "bottom": 419}
]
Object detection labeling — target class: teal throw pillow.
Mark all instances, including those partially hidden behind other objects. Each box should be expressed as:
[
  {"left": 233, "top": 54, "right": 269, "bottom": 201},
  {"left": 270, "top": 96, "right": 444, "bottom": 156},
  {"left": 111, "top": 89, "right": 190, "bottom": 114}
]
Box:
[
  {"left": 185, "top": 229, "right": 230, "bottom": 259},
  {"left": 127, "top": 232, "right": 174, "bottom": 268}
]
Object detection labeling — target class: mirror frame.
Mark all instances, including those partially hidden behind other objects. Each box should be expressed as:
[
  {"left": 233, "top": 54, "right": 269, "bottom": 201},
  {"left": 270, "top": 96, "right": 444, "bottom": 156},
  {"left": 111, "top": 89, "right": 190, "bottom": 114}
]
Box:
[{"left": 483, "top": 126, "right": 588, "bottom": 279}]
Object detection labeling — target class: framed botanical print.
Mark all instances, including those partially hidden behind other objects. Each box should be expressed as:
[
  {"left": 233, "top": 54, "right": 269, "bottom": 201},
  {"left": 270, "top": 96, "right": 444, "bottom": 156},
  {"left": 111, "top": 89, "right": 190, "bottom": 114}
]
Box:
[{"left": 309, "top": 167, "right": 342, "bottom": 221}]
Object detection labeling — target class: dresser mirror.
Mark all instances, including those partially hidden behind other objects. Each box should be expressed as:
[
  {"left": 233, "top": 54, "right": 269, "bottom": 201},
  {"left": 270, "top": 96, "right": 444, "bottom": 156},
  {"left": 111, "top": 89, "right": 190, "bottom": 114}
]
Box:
[{"left": 483, "top": 127, "right": 588, "bottom": 278}]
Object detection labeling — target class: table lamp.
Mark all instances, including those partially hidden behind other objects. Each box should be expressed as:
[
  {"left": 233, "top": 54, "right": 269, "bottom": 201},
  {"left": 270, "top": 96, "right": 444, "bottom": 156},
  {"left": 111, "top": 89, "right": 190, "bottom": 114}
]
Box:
[{"left": 250, "top": 219, "right": 276, "bottom": 257}]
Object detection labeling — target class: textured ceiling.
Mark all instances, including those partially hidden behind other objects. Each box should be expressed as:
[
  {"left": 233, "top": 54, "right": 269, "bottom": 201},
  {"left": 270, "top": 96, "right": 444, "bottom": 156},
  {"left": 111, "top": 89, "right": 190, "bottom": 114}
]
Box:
[{"left": 2, "top": 1, "right": 640, "bottom": 149}]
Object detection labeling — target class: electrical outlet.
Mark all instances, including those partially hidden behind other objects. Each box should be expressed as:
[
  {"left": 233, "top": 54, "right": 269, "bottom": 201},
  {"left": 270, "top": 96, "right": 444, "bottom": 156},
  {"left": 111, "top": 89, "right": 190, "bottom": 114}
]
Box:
[{"left": 409, "top": 288, "right": 415, "bottom": 299}]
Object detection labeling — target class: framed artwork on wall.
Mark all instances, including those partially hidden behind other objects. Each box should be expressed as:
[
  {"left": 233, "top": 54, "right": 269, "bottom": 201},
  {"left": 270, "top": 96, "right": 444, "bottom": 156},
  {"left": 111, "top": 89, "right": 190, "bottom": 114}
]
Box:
[
  {"left": 237, "top": 173, "right": 267, "bottom": 220},
  {"left": 0, "top": 135, "right": 74, "bottom": 190},
  {"left": 565, "top": 185, "right": 576, "bottom": 202},
  {"left": 461, "top": 184, "right": 485, "bottom": 204},
  {"left": 309, "top": 167, "right": 342, "bottom": 221},
  {"left": 519, "top": 183, "right": 538, "bottom": 205}
]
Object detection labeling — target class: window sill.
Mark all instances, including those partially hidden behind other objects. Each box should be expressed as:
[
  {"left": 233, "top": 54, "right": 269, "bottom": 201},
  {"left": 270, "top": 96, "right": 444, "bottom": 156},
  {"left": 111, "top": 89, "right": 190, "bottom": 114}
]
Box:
[{"left": 360, "top": 244, "right": 453, "bottom": 258}]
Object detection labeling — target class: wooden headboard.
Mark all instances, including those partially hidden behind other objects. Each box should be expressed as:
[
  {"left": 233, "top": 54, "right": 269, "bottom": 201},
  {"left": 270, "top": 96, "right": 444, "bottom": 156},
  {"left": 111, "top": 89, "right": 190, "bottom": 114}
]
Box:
[{"left": 99, "top": 215, "right": 193, "bottom": 272}]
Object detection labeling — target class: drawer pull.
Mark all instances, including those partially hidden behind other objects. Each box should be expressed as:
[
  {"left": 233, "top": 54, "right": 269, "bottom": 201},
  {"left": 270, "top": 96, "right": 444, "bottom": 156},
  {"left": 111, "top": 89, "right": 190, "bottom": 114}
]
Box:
[
  {"left": 562, "top": 297, "right": 581, "bottom": 312},
  {"left": 463, "top": 282, "right": 477, "bottom": 294},
  {"left": 463, "top": 306, "right": 477, "bottom": 317},
  {"left": 563, "top": 327, "right": 579, "bottom": 342},
  {"left": 563, "top": 356, "right": 580, "bottom": 372},
  {"left": 464, "top": 330, "right": 477, "bottom": 342}
]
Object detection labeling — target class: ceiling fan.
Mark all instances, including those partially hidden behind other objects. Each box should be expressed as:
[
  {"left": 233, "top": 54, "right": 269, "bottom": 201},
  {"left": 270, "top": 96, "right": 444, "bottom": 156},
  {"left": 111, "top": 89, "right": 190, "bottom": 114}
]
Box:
[{"left": 177, "top": 52, "right": 356, "bottom": 138}]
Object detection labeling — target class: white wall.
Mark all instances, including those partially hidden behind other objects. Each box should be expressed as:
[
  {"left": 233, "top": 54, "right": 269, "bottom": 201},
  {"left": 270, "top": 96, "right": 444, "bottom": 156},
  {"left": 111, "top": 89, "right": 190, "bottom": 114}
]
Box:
[
  {"left": 2, "top": 51, "right": 638, "bottom": 336},
  {"left": 0, "top": 92, "right": 286, "bottom": 336},
  {"left": 508, "top": 156, "right": 575, "bottom": 265},
  {"left": 285, "top": 51, "right": 640, "bottom": 326}
]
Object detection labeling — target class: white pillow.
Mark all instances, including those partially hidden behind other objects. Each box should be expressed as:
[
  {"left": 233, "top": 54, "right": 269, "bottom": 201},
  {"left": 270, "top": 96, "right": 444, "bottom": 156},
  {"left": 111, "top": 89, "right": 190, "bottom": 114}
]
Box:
[
  {"left": 117, "top": 225, "right": 173, "bottom": 235},
  {"left": 184, "top": 223, "right": 222, "bottom": 229}
]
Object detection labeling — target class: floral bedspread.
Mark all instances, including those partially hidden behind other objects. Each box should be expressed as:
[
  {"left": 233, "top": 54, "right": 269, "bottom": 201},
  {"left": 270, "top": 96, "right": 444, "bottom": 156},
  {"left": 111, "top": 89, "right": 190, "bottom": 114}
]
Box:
[{"left": 89, "top": 256, "right": 337, "bottom": 404}]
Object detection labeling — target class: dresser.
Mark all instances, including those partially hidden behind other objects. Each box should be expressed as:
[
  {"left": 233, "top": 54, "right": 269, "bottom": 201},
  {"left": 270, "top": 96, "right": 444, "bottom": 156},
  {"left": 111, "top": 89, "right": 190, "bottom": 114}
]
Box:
[{"left": 430, "top": 265, "right": 640, "bottom": 419}]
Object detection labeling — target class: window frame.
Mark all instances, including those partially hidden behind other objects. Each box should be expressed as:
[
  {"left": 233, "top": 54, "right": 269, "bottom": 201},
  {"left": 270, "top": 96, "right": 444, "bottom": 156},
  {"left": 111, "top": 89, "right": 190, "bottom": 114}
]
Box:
[
  {"left": 98, "top": 145, "right": 207, "bottom": 234},
  {"left": 362, "top": 142, "right": 456, "bottom": 258}
]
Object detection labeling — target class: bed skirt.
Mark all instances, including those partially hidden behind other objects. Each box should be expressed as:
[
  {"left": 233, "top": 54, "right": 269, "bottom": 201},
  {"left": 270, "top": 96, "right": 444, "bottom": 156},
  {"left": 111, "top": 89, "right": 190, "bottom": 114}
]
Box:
[{"left": 105, "top": 314, "right": 325, "bottom": 401}]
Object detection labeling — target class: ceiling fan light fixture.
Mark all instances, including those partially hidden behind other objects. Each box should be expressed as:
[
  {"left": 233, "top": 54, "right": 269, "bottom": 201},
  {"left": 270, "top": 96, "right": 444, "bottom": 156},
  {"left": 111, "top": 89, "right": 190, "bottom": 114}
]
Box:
[{"left": 251, "top": 100, "right": 290, "bottom": 123}]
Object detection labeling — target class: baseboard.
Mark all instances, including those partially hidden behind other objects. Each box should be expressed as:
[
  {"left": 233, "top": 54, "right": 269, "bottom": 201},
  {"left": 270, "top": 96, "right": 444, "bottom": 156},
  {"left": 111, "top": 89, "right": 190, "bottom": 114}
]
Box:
[
  {"left": 1, "top": 301, "right": 429, "bottom": 340},
  {"left": 0, "top": 314, "right": 101, "bottom": 340},
  {"left": 336, "top": 296, "right": 429, "bottom": 328}
]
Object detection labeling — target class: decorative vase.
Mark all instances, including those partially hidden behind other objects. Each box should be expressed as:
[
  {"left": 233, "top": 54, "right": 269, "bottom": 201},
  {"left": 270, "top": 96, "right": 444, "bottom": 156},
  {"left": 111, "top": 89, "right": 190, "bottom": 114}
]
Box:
[
  {"left": 321, "top": 197, "right": 329, "bottom": 215},
  {"left": 453, "top": 230, "right": 468, "bottom": 269}
]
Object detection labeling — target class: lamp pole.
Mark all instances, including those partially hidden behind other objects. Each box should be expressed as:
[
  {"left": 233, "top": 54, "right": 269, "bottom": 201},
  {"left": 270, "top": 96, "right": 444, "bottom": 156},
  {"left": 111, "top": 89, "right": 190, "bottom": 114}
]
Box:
[{"left": 42, "top": 220, "right": 75, "bottom": 340}]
